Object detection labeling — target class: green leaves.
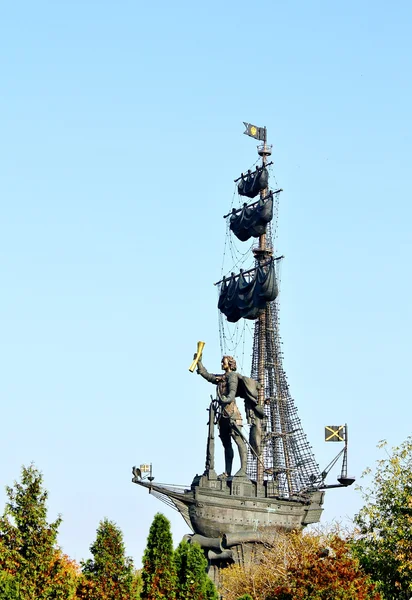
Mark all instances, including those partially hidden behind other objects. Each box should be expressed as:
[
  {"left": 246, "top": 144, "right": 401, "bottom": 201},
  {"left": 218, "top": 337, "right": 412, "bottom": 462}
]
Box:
[
  {"left": 141, "top": 513, "right": 176, "bottom": 600},
  {"left": 0, "top": 469, "right": 217, "bottom": 600},
  {"left": 353, "top": 436, "right": 412, "bottom": 598},
  {"left": 174, "top": 540, "right": 217, "bottom": 600},
  {"left": 141, "top": 514, "right": 218, "bottom": 600},
  {"left": 77, "top": 518, "right": 138, "bottom": 600},
  {"left": 0, "top": 464, "right": 77, "bottom": 600}
]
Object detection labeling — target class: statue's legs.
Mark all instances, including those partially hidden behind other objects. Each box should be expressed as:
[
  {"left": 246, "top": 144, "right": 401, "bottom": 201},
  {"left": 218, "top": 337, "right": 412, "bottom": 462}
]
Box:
[
  {"left": 249, "top": 420, "right": 262, "bottom": 456},
  {"left": 231, "top": 427, "right": 248, "bottom": 477},
  {"left": 219, "top": 419, "right": 234, "bottom": 476}
]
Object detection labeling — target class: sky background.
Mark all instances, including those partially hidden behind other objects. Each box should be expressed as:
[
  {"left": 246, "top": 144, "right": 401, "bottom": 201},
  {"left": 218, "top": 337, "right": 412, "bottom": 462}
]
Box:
[{"left": 0, "top": 0, "right": 411, "bottom": 566}]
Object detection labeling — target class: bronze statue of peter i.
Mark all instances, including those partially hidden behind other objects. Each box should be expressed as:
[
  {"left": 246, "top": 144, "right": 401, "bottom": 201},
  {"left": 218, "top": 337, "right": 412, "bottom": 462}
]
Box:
[{"left": 196, "top": 355, "right": 263, "bottom": 479}]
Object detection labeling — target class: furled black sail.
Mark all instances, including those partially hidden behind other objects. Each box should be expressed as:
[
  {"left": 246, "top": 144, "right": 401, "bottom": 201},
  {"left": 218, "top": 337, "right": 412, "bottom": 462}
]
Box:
[
  {"left": 230, "top": 195, "right": 273, "bottom": 242},
  {"left": 237, "top": 167, "right": 268, "bottom": 199},
  {"left": 218, "top": 261, "right": 278, "bottom": 323}
]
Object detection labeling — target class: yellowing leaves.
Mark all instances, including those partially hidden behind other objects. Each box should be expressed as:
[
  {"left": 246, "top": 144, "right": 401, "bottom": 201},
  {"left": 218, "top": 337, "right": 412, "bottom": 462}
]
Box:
[{"left": 221, "top": 527, "right": 381, "bottom": 600}]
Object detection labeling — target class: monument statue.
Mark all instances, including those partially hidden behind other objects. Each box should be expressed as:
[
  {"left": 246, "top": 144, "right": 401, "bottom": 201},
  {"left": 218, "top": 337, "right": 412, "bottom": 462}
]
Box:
[
  {"left": 196, "top": 354, "right": 264, "bottom": 478},
  {"left": 133, "top": 128, "right": 351, "bottom": 578}
]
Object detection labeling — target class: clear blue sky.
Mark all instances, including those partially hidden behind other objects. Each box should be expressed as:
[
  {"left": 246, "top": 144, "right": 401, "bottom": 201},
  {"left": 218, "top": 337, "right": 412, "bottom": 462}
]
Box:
[{"left": 1, "top": 0, "right": 411, "bottom": 566}]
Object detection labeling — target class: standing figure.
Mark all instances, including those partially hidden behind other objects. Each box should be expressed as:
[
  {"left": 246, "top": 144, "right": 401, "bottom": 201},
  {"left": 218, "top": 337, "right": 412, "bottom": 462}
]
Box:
[{"left": 197, "top": 355, "right": 262, "bottom": 479}]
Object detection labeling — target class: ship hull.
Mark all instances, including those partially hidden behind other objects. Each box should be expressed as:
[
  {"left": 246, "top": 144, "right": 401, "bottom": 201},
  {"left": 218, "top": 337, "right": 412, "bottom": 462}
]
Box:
[
  {"left": 189, "top": 473, "right": 324, "bottom": 538},
  {"left": 133, "top": 472, "right": 324, "bottom": 542}
]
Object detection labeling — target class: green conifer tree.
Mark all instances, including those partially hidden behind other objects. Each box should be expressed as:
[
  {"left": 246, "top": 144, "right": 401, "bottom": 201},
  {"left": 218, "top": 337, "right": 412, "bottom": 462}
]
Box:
[
  {"left": 174, "top": 540, "right": 218, "bottom": 600},
  {"left": 205, "top": 577, "right": 219, "bottom": 600},
  {"left": 0, "top": 464, "right": 78, "bottom": 600},
  {"left": 77, "top": 517, "right": 136, "bottom": 599},
  {"left": 141, "top": 513, "right": 176, "bottom": 599}
]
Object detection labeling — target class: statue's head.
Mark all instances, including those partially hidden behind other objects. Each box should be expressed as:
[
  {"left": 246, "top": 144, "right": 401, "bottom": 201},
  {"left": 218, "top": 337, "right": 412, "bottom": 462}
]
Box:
[{"left": 221, "top": 355, "right": 237, "bottom": 372}]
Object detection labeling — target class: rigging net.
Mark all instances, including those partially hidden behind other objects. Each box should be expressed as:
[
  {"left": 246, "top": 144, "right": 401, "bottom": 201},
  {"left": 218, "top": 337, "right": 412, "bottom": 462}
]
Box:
[{"left": 219, "top": 165, "right": 320, "bottom": 498}]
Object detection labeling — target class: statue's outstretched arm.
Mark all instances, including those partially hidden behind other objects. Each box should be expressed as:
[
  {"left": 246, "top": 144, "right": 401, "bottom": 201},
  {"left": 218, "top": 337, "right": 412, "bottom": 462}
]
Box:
[{"left": 196, "top": 360, "right": 219, "bottom": 385}]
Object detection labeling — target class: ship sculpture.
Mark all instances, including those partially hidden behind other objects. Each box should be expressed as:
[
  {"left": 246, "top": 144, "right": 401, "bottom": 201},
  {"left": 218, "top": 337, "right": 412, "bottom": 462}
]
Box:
[{"left": 132, "top": 124, "right": 354, "bottom": 573}]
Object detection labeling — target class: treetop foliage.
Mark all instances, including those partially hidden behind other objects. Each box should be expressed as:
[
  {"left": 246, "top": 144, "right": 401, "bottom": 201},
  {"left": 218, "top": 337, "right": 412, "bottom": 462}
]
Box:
[
  {"left": 174, "top": 540, "right": 218, "bottom": 600},
  {"left": 0, "top": 464, "right": 78, "bottom": 600},
  {"left": 77, "top": 517, "right": 138, "bottom": 600},
  {"left": 141, "top": 512, "right": 176, "bottom": 599},
  {"left": 353, "top": 436, "right": 412, "bottom": 599},
  {"left": 221, "top": 527, "right": 381, "bottom": 600}
]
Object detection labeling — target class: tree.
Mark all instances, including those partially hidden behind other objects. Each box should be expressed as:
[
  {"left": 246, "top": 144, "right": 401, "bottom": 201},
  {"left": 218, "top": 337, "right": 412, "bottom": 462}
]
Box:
[
  {"left": 174, "top": 540, "right": 218, "bottom": 600},
  {"left": 0, "top": 464, "right": 78, "bottom": 600},
  {"left": 141, "top": 513, "right": 176, "bottom": 599},
  {"left": 353, "top": 437, "right": 412, "bottom": 599},
  {"left": 77, "top": 517, "right": 137, "bottom": 599},
  {"left": 205, "top": 577, "right": 220, "bottom": 600},
  {"left": 0, "top": 564, "right": 21, "bottom": 600},
  {"left": 221, "top": 528, "right": 381, "bottom": 600}
]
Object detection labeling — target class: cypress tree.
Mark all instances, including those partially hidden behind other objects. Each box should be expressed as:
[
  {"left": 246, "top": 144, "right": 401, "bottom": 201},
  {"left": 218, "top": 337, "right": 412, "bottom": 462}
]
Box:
[
  {"left": 0, "top": 464, "right": 78, "bottom": 600},
  {"left": 174, "top": 540, "right": 218, "bottom": 600},
  {"left": 141, "top": 513, "right": 176, "bottom": 599},
  {"left": 78, "top": 517, "right": 136, "bottom": 599},
  {"left": 205, "top": 577, "right": 220, "bottom": 600}
]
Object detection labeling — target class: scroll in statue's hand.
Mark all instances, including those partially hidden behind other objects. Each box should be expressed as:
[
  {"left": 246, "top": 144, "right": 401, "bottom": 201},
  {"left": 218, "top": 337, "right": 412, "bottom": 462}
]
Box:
[
  {"left": 194, "top": 353, "right": 202, "bottom": 372},
  {"left": 219, "top": 396, "right": 230, "bottom": 406}
]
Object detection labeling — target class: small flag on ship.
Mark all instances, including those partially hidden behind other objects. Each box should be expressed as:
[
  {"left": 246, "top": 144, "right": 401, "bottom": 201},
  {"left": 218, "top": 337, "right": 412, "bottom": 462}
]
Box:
[
  {"left": 243, "top": 122, "right": 267, "bottom": 142},
  {"left": 324, "top": 425, "right": 345, "bottom": 442}
]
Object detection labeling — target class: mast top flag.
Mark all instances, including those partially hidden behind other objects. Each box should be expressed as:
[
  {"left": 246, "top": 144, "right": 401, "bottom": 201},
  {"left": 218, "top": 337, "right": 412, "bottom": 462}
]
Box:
[{"left": 243, "top": 122, "right": 267, "bottom": 142}]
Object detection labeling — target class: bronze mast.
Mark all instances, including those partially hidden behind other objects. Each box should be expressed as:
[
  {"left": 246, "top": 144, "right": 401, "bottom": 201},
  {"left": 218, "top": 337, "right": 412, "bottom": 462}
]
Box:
[
  {"left": 247, "top": 126, "right": 306, "bottom": 494},
  {"left": 218, "top": 123, "right": 321, "bottom": 495},
  {"left": 253, "top": 133, "right": 272, "bottom": 485}
]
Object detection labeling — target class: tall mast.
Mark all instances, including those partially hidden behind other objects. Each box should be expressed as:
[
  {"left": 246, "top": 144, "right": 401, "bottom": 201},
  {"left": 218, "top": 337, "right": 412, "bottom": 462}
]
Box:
[
  {"left": 258, "top": 131, "right": 293, "bottom": 491},
  {"left": 217, "top": 124, "right": 320, "bottom": 494},
  {"left": 254, "top": 133, "right": 272, "bottom": 484},
  {"left": 247, "top": 129, "right": 320, "bottom": 494}
]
